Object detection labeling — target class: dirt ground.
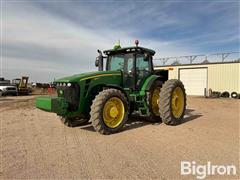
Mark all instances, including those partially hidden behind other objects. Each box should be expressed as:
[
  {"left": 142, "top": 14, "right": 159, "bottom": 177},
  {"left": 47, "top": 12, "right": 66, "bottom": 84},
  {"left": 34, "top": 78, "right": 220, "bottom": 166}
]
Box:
[{"left": 0, "top": 95, "right": 239, "bottom": 179}]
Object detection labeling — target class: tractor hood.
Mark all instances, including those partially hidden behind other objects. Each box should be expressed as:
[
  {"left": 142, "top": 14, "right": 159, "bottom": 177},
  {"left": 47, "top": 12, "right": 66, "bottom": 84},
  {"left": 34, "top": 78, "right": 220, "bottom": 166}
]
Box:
[{"left": 56, "top": 70, "right": 122, "bottom": 83}]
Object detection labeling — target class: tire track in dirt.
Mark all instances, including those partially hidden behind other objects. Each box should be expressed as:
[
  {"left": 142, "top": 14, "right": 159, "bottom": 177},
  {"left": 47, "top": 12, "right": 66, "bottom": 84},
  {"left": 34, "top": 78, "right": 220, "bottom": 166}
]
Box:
[{"left": 70, "top": 127, "right": 91, "bottom": 178}]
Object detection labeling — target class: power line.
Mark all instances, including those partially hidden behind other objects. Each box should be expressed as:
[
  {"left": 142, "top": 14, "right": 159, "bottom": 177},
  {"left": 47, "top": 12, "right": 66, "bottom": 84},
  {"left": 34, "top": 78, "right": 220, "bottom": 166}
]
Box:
[{"left": 154, "top": 51, "right": 240, "bottom": 65}]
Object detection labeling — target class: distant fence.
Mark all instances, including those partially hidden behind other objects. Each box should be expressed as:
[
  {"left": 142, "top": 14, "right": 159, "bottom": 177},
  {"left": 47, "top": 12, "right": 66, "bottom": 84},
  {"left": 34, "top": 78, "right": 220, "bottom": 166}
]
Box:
[{"left": 154, "top": 51, "right": 240, "bottom": 66}]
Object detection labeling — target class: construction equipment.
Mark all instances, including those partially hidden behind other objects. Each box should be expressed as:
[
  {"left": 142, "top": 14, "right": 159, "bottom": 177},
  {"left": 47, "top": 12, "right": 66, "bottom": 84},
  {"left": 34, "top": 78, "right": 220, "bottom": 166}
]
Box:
[
  {"left": 12, "top": 76, "right": 31, "bottom": 95},
  {"left": 36, "top": 41, "right": 186, "bottom": 134}
]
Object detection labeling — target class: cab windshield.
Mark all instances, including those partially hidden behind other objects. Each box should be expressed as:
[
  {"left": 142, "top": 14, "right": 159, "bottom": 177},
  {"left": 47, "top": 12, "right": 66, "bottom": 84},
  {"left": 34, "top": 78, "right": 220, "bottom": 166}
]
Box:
[{"left": 107, "top": 53, "right": 133, "bottom": 72}]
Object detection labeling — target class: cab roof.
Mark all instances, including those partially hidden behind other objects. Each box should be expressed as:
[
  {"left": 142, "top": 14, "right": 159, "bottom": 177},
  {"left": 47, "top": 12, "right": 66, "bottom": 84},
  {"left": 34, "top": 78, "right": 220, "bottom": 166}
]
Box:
[{"left": 103, "top": 46, "right": 155, "bottom": 56}]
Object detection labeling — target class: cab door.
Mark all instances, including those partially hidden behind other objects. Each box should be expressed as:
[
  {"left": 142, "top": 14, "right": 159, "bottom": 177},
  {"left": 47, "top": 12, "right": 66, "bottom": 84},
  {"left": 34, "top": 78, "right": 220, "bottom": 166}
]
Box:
[
  {"left": 123, "top": 53, "right": 135, "bottom": 90},
  {"left": 135, "top": 53, "right": 153, "bottom": 90}
]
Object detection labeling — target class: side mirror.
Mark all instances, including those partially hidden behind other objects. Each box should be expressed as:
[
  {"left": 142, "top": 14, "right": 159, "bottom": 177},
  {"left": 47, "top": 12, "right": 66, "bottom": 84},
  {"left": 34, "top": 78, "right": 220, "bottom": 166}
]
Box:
[
  {"left": 95, "top": 57, "right": 99, "bottom": 67},
  {"left": 97, "top": 49, "right": 102, "bottom": 55},
  {"left": 96, "top": 49, "right": 103, "bottom": 71},
  {"left": 144, "top": 53, "right": 150, "bottom": 61}
]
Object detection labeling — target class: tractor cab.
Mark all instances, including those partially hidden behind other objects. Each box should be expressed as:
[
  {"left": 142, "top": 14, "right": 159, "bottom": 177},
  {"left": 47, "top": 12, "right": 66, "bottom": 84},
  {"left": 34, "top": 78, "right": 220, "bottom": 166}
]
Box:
[{"left": 96, "top": 40, "right": 155, "bottom": 90}]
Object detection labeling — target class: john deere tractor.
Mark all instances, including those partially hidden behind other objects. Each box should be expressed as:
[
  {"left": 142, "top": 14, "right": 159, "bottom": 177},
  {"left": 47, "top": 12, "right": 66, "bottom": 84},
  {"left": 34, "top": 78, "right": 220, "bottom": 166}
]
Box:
[{"left": 36, "top": 41, "right": 186, "bottom": 134}]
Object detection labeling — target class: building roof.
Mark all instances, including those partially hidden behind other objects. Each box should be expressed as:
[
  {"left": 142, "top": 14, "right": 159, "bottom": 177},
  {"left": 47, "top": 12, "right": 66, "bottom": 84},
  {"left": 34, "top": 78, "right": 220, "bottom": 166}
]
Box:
[
  {"left": 154, "top": 60, "right": 240, "bottom": 68},
  {"left": 103, "top": 46, "right": 155, "bottom": 55}
]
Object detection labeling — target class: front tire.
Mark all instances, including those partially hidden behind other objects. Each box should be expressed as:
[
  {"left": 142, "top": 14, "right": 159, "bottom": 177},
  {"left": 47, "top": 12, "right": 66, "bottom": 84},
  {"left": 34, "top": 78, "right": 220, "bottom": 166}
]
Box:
[
  {"left": 90, "top": 89, "right": 129, "bottom": 135},
  {"left": 159, "top": 79, "right": 186, "bottom": 125}
]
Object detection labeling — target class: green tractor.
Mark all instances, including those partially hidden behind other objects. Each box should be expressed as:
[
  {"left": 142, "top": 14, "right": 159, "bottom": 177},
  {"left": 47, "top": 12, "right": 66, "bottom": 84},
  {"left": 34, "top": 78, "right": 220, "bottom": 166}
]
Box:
[{"left": 36, "top": 41, "right": 186, "bottom": 134}]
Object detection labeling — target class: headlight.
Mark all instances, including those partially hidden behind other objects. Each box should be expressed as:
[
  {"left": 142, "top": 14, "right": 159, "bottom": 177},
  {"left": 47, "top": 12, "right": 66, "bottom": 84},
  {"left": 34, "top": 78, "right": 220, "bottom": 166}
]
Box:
[
  {"left": 63, "top": 83, "right": 66, "bottom": 87},
  {"left": 67, "top": 83, "right": 71, "bottom": 87},
  {"left": 59, "top": 90, "right": 64, "bottom": 95}
]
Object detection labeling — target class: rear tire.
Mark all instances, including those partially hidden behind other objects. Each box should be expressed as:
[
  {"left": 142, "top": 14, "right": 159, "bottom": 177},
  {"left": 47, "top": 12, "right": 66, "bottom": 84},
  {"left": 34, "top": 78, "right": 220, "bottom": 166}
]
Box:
[
  {"left": 147, "top": 80, "right": 162, "bottom": 122},
  {"left": 90, "top": 89, "right": 128, "bottom": 135},
  {"left": 159, "top": 79, "right": 186, "bottom": 125}
]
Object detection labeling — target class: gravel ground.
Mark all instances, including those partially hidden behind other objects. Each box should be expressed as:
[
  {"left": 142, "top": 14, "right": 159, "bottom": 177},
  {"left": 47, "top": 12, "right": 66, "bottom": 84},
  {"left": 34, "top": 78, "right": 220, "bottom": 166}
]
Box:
[{"left": 0, "top": 95, "right": 239, "bottom": 179}]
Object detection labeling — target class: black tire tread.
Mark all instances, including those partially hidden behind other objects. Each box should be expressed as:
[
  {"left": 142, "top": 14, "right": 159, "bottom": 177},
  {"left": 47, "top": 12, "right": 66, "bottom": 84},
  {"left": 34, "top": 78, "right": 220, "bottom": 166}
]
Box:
[
  {"left": 231, "top": 92, "right": 238, "bottom": 99},
  {"left": 220, "top": 91, "right": 230, "bottom": 98},
  {"left": 147, "top": 80, "right": 162, "bottom": 122},
  {"left": 159, "top": 79, "right": 186, "bottom": 125},
  {"left": 90, "top": 88, "right": 128, "bottom": 135}
]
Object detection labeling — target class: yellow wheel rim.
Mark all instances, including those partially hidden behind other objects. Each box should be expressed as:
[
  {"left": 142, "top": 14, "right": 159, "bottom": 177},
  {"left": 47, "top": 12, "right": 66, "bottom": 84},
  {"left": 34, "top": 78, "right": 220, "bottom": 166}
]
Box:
[
  {"left": 103, "top": 97, "right": 125, "bottom": 128},
  {"left": 171, "top": 87, "right": 184, "bottom": 118},
  {"left": 151, "top": 88, "right": 160, "bottom": 116}
]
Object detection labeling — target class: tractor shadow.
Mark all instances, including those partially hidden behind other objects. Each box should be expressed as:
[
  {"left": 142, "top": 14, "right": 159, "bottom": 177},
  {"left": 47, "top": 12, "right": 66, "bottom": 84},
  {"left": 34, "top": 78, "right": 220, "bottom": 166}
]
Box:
[
  {"left": 0, "top": 98, "right": 14, "bottom": 101},
  {"left": 124, "top": 116, "right": 156, "bottom": 131},
  {"left": 181, "top": 109, "right": 202, "bottom": 124},
  {"left": 78, "top": 115, "right": 152, "bottom": 133},
  {"left": 78, "top": 109, "right": 202, "bottom": 133}
]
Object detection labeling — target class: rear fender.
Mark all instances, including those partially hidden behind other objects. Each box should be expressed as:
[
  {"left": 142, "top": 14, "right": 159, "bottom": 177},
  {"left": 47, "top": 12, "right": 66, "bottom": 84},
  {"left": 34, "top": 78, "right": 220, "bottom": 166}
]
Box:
[{"left": 140, "top": 75, "right": 161, "bottom": 95}]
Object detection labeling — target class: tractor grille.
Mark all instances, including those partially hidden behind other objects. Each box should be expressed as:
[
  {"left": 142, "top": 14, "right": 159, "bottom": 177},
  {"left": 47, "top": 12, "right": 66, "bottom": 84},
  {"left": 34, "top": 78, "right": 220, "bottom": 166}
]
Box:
[
  {"left": 56, "top": 83, "right": 80, "bottom": 111},
  {"left": 6, "top": 87, "right": 17, "bottom": 91}
]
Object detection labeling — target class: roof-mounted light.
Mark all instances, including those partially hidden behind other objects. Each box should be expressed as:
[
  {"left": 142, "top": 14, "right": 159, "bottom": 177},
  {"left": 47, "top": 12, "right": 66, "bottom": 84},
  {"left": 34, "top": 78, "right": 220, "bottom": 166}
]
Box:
[
  {"left": 135, "top": 40, "right": 139, "bottom": 47},
  {"left": 114, "top": 40, "right": 121, "bottom": 50}
]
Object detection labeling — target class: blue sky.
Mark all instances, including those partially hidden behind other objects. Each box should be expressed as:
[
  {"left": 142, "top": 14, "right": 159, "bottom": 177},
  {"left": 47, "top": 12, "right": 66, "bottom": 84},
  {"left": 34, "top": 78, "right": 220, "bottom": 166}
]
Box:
[{"left": 2, "top": 0, "right": 239, "bottom": 82}]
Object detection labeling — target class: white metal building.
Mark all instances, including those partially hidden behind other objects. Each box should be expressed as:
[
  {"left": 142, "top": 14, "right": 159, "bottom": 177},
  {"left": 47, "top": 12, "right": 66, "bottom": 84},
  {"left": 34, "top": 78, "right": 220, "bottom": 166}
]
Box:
[{"left": 154, "top": 61, "right": 240, "bottom": 96}]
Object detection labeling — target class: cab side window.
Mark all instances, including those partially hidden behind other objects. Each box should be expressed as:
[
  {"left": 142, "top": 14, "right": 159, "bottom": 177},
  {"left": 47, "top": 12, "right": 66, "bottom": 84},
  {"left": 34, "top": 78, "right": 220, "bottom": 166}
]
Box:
[
  {"left": 136, "top": 56, "right": 149, "bottom": 71},
  {"left": 136, "top": 54, "right": 151, "bottom": 88},
  {"left": 126, "top": 55, "right": 134, "bottom": 73}
]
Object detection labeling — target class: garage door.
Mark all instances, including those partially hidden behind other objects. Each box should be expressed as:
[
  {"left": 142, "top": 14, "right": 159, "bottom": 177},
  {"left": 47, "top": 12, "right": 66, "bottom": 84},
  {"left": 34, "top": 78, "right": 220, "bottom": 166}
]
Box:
[{"left": 179, "top": 68, "right": 207, "bottom": 96}]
